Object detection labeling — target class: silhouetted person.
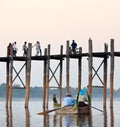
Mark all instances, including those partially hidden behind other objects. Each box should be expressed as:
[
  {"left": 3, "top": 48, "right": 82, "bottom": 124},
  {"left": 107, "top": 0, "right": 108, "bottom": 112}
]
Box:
[
  {"left": 71, "top": 40, "right": 77, "bottom": 54},
  {"left": 8, "top": 43, "right": 12, "bottom": 56},
  {"left": 22, "top": 42, "right": 28, "bottom": 57}
]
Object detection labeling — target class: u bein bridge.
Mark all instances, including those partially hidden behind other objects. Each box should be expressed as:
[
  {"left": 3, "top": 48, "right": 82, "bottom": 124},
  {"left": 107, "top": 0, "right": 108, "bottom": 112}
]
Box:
[{"left": 0, "top": 38, "right": 118, "bottom": 110}]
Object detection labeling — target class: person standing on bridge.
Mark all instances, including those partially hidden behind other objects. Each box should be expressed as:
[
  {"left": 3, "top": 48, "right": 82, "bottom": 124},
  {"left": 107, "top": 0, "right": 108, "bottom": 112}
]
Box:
[
  {"left": 12, "top": 42, "right": 18, "bottom": 56},
  {"left": 22, "top": 41, "right": 28, "bottom": 57},
  {"left": 8, "top": 43, "right": 12, "bottom": 56},
  {"left": 32, "top": 41, "right": 42, "bottom": 56},
  {"left": 71, "top": 40, "right": 77, "bottom": 54}
]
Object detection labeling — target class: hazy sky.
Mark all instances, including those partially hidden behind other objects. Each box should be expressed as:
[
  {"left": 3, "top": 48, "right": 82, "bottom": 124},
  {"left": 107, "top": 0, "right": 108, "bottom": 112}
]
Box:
[{"left": 0, "top": 0, "right": 120, "bottom": 89}]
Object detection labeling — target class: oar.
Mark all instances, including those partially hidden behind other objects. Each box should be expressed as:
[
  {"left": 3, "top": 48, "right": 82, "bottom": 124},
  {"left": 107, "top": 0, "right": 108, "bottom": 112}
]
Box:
[
  {"left": 38, "top": 106, "right": 65, "bottom": 115},
  {"left": 87, "top": 92, "right": 106, "bottom": 113},
  {"left": 91, "top": 106, "right": 106, "bottom": 113}
]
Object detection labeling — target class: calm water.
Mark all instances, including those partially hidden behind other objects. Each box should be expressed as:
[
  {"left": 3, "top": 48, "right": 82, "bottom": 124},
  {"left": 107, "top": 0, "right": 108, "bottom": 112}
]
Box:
[{"left": 0, "top": 99, "right": 120, "bottom": 127}]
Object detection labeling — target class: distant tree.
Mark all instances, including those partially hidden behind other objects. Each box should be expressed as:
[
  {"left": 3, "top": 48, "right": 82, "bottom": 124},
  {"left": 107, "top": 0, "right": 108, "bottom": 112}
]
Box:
[{"left": 0, "top": 83, "right": 6, "bottom": 88}]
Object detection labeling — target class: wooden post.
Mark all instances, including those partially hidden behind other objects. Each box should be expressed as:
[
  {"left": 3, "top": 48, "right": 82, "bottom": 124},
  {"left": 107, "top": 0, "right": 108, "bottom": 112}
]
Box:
[
  {"left": 66, "top": 40, "right": 70, "bottom": 94},
  {"left": 59, "top": 45, "right": 63, "bottom": 105},
  {"left": 110, "top": 39, "right": 114, "bottom": 108},
  {"left": 9, "top": 46, "right": 13, "bottom": 108},
  {"left": 25, "top": 43, "right": 32, "bottom": 108},
  {"left": 6, "top": 46, "right": 10, "bottom": 107},
  {"left": 78, "top": 47, "right": 82, "bottom": 93},
  {"left": 88, "top": 38, "right": 93, "bottom": 103},
  {"left": 6, "top": 61, "right": 9, "bottom": 108},
  {"left": 103, "top": 43, "right": 108, "bottom": 108},
  {"left": 43, "top": 48, "right": 47, "bottom": 111},
  {"left": 46, "top": 44, "right": 50, "bottom": 109}
]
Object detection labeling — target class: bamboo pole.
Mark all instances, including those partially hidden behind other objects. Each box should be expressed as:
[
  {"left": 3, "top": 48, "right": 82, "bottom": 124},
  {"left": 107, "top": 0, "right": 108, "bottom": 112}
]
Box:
[
  {"left": 88, "top": 38, "right": 93, "bottom": 103},
  {"left": 59, "top": 45, "right": 63, "bottom": 105},
  {"left": 25, "top": 43, "right": 32, "bottom": 108},
  {"left": 110, "top": 39, "right": 114, "bottom": 108},
  {"left": 78, "top": 47, "right": 82, "bottom": 93},
  {"left": 103, "top": 43, "right": 108, "bottom": 108},
  {"left": 46, "top": 44, "right": 50, "bottom": 109},
  {"left": 43, "top": 48, "right": 47, "bottom": 111},
  {"left": 66, "top": 40, "right": 70, "bottom": 94}
]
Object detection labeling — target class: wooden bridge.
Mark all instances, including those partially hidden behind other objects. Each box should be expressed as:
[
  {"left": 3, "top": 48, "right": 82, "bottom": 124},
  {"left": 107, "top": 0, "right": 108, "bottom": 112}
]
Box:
[{"left": 0, "top": 38, "right": 118, "bottom": 111}]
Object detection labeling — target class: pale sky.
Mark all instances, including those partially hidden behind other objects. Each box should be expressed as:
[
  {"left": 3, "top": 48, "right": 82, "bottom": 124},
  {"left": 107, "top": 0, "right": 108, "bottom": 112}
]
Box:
[{"left": 0, "top": 0, "right": 120, "bottom": 89}]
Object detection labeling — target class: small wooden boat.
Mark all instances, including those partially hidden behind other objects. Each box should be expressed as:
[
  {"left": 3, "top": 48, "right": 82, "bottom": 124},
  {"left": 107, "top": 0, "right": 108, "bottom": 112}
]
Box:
[
  {"left": 55, "top": 105, "right": 90, "bottom": 115},
  {"left": 52, "top": 93, "right": 90, "bottom": 115}
]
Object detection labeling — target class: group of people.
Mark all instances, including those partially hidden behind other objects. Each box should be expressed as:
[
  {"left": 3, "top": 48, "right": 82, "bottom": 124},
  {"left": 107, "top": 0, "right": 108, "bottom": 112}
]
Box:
[
  {"left": 53, "top": 88, "right": 90, "bottom": 108},
  {"left": 67, "top": 40, "right": 77, "bottom": 55},
  {"left": 8, "top": 41, "right": 42, "bottom": 57},
  {"left": 8, "top": 42, "right": 18, "bottom": 57},
  {"left": 63, "top": 88, "right": 89, "bottom": 107},
  {"left": 7, "top": 40, "right": 77, "bottom": 57}
]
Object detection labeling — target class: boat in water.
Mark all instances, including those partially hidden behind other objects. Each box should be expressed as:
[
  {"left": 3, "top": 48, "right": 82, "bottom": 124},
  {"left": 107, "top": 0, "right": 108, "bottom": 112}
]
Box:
[{"left": 55, "top": 105, "right": 90, "bottom": 115}]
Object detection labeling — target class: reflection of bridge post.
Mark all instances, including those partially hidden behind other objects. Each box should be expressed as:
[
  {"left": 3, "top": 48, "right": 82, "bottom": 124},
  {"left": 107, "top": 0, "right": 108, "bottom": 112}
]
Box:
[
  {"left": 104, "top": 107, "right": 107, "bottom": 127},
  {"left": 53, "top": 115, "right": 57, "bottom": 127},
  {"left": 88, "top": 109, "right": 93, "bottom": 127},
  {"left": 110, "top": 108, "right": 114, "bottom": 127},
  {"left": 60, "top": 115, "right": 62, "bottom": 127},
  {"left": 25, "top": 108, "right": 30, "bottom": 127},
  {"left": 44, "top": 115, "right": 49, "bottom": 127},
  {"left": 6, "top": 108, "right": 9, "bottom": 127},
  {"left": 6, "top": 108, "right": 13, "bottom": 127},
  {"left": 10, "top": 108, "right": 12, "bottom": 127},
  {"left": 53, "top": 115, "right": 62, "bottom": 127}
]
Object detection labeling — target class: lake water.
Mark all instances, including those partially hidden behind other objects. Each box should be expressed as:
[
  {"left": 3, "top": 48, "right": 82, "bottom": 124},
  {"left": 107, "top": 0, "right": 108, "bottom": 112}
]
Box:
[{"left": 0, "top": 99, "right": 120, "bottom": 127}]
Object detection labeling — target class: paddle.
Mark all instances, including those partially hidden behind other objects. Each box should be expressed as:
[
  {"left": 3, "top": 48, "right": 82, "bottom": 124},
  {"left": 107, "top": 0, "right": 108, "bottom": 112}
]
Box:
[
  {"left": 87, "top": 92, "right": 106, "bottom": 113},
  {"left": 38, "top": 106, "right": 65, "bottom": 115},
  {"left": 91, "top": 106, "right": 105, "bottom": 113}
]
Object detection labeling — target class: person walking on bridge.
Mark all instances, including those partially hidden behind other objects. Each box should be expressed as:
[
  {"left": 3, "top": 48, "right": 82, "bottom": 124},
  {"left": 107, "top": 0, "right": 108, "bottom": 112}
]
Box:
[{"left": 32, "top": 41, "right": 42, "bottom": 56}]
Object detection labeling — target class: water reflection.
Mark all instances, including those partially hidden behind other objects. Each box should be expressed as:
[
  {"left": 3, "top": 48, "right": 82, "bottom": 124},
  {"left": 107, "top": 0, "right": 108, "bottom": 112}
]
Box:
[
  {"left": 45, "top": 113, "right": 93, "bottom": 127},
  {"left": 104, "top": 107, "right": 107, "bottom": 127},
  {"left": 6, "top": 108, "right": 12, "bottom": 127},
  {"left": 25, "top": 108, "right": 30, "bottom": 127},
  {"left": 42, "top": 107, "right": 115, "bottom": 127},
  {"left": 110, "top": 108, "right": 114, "bottom": 127},
  {"left": 6, "top": 108, "right": 30, "bottom": 127}
]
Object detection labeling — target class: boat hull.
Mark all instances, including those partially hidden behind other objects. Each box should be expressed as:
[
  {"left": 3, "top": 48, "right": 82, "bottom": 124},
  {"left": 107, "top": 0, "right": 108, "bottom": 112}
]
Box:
[{"left": 55, "top": 106, "right": 90, "bottom": 115}]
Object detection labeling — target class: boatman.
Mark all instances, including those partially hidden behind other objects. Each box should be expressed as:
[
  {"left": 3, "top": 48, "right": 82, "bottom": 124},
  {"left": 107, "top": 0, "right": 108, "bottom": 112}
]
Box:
[{"left": 78, "top": 89, "right": 88, "bottom": 107}]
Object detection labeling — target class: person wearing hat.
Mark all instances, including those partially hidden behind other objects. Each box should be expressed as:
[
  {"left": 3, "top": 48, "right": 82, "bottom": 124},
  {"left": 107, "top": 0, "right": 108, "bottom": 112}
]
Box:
[
  {"left": 78, "top": 89, "right": 88, "bottom": 107},
  {"left": 63, "top": 93, "right": 74, "bottom": 106}
]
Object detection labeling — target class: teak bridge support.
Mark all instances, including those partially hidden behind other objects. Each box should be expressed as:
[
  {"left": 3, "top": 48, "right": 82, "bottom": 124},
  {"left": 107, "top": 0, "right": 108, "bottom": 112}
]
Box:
[{"left": 0, "top": 38, "right": 116, "bottom": 111}]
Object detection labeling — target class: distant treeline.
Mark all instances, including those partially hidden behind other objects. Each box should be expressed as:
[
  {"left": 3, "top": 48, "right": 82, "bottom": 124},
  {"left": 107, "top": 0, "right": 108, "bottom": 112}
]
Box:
[{"left": 0, "top": 83, "right": 120, "bottom": 99}]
